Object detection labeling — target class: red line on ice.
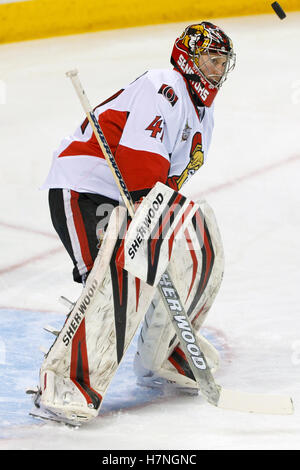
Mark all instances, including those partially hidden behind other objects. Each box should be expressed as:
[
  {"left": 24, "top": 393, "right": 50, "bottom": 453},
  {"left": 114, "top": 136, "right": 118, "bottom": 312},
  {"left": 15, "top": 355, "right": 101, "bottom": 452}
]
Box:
[
  {"left": 195, "top": 154, "right": 300, "bottom": 198},
  {"left": 0, "top": 246, "right": 63, "bottom": 276},
  {"left": 0, "top": 221, "right": 57, "bottom": 239},
  {"left": 0, "top": 220, "right": 62, "bottom": 276}
]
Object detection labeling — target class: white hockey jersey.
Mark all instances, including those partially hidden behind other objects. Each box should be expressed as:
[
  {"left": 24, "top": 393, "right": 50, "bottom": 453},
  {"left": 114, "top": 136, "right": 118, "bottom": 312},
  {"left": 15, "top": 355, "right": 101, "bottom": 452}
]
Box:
[{"left": 41, "top": 69, "right": 214, "bottom": 200}]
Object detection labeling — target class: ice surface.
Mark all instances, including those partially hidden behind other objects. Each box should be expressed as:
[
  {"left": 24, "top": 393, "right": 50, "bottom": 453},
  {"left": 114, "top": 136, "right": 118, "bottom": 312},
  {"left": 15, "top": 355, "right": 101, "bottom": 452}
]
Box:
[{"left": 0, "top": 12, "right": 300, "bottom": 449}]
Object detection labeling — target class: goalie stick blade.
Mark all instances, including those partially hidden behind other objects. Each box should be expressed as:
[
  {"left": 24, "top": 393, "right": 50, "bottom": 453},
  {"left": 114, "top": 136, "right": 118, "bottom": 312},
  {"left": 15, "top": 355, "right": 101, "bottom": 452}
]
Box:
[{"left": 216, "top": 388, "right": 294, "bottom": 415}]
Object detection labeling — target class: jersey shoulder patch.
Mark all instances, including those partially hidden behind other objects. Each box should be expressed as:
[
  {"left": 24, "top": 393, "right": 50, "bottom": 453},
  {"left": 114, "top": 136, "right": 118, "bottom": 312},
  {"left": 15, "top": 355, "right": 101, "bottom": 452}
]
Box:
[{"left": 158, "top": 83, "right": 179, "bottom": 107}]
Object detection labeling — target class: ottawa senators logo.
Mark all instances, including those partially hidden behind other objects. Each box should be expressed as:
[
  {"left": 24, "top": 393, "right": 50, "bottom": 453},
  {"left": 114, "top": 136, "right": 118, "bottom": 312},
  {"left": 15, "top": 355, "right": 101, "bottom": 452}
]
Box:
[
  {"left": 168, "top": 132, "right": 204, "bottom": 191},
  {"left": 179, "top": 24, "right": 211, "bottom": 55},
  {"left": 158, "top": 84, "right": 178, "bottom": 107}
]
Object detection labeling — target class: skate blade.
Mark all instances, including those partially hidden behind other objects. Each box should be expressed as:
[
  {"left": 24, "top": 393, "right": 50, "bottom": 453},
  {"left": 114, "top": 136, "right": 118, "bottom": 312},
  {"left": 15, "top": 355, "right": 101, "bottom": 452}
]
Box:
[{"left": 29, "top": 407, "right": 82, "bottom": 428}]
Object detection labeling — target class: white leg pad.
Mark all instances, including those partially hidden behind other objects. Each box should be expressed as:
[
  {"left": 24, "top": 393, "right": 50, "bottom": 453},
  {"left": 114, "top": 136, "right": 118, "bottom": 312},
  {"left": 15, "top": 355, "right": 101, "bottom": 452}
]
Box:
[
  {"left": 36, "top": 206, "right": 156, "bottom": 424},
  {"left": 134, "top": 198, "right": 224, "bottom": 389}
]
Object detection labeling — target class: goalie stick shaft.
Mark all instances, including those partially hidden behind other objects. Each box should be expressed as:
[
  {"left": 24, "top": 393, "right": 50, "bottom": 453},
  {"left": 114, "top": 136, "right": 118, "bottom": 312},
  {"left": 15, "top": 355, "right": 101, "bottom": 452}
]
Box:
[
  {"left": 66, "top": 69, "right": 293, "bottom": 415},
  {"left": 66, "top": 69, "right": 220, "bottom": 405}
]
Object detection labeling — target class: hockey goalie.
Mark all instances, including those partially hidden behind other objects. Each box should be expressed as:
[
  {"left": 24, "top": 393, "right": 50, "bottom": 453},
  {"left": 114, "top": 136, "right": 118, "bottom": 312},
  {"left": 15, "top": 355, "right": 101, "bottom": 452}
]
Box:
[{"left": 28, "top": 21, "right": 236, "bottom": 425}]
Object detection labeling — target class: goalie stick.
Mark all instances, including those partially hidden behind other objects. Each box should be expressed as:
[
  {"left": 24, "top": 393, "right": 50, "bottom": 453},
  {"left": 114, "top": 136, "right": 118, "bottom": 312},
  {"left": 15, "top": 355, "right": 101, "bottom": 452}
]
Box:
[{"left": 66, "top": 69, "right": 293, "bottom": 415}]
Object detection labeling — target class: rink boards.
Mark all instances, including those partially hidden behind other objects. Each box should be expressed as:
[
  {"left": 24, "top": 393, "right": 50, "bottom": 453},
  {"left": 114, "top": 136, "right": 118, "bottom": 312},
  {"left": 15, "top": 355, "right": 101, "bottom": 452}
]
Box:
[{"left": 0, "top": 0, "right": 300, "bottom": 44}]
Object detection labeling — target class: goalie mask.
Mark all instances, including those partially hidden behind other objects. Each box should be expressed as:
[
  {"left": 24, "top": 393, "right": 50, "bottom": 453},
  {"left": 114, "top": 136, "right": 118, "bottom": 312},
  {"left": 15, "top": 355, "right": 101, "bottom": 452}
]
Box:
[{"left": 171, "top": 22, "right": 236, "bottom": 107}]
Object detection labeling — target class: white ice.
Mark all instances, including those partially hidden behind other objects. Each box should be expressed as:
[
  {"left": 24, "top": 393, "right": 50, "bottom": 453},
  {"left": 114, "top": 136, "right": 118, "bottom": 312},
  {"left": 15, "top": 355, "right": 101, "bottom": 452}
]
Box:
[{"left": 0, "top": 12, "right": 300, "bottom": 450}]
